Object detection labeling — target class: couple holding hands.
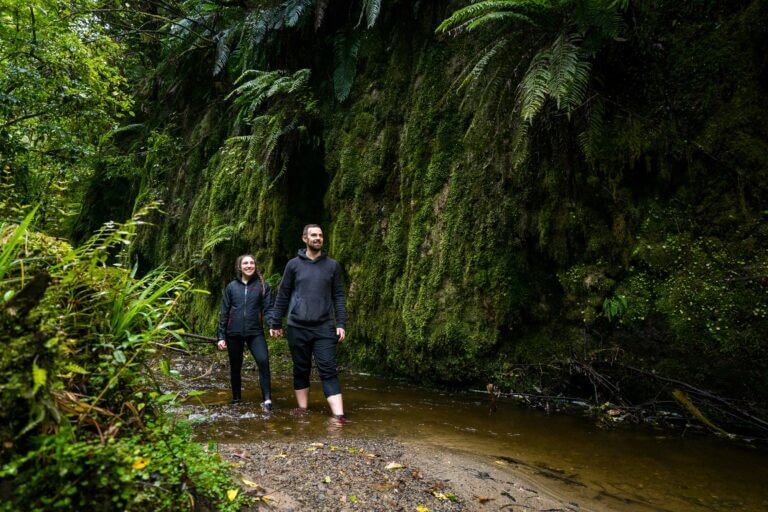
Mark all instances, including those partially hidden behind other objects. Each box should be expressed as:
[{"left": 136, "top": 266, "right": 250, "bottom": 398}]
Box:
[{"left": 216, "top": 224, "right": 347, "bottom": 421}]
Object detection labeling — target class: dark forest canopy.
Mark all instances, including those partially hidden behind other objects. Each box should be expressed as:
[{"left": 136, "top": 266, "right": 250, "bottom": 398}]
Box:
[{"left": 3, "top": 0, "right": 768, "bottom": 436}]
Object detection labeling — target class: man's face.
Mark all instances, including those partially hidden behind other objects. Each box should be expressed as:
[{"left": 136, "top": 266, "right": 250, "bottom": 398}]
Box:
[{"left": 303, "top": 227, "right": 324, "bottom": 251}]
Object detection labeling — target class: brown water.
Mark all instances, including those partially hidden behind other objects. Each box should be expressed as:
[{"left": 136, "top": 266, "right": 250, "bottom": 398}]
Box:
[{"left": 169, "top": 356, "right": 768, "bottom": 511}]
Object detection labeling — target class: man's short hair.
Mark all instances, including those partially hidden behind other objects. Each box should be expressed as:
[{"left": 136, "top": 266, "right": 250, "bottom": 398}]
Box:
[{"left": 302, "top": 224, "right": 322, "bottom": 236}]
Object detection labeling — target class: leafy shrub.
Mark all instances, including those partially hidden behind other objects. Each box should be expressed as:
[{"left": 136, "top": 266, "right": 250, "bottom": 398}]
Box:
[{"left": 0, "top": 206, "right": 247, "bottom": 510}]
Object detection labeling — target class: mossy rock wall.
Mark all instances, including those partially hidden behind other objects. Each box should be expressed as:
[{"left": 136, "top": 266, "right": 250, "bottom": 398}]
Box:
[
  {"left": 116, "top": 1, "right": 768, "bottom": 395},
  {"left": 321, "top": 22, "right": 547, "bottom": 382}
]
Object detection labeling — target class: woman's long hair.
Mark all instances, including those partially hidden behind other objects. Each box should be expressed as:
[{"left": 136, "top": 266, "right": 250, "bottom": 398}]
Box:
[{"left": 235, "top": 253, "right": 266, "bottom": 296}]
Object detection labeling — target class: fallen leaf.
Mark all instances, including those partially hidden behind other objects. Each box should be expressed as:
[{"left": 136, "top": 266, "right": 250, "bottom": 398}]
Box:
[
  {"left": 350, "top": 495, "right": 358, "bottom": 503},
  {"left": 305, "top": 446, "right": 317, "bottom": 452},
  {"left": 433, "top": 491, "right": 448, "bottom": 500},
  {"left": 475, "top": 495, "right": 494, "bottom": 504},
  {"left": 323, "top": 475, "right": 331, "bottom": 484},
  {"left": 227, "top": 489, "right": 238, "bottom": 502},
  {"left": 416, "top": 506, "right": 430, "bottom": 512},
  {"left": 385, "top": 462, "right": 404, "bottom": 470},
  {"left": 370, "top": 482, "right": 396, "bottom": 492},
  {"left": 411, "top": 470, "right": 423, "bottom": 479},
  {"left": 273, "top": 453, "right": 288, "bottom": 459},
  {"left": 132, "top": 457, "right": 150, "bottom": 470},
  {"left": 494, "top": 460, "right": 506, "bottom": 465},
  {"left": 242, "top": 478, "right": 262, "bottom": 489},
  {"left": 346, "top": 447, "right": 358, "bottom": 453},
  {"left": 232, "top": 449, "right": 251, "bottom": 459},
  {"left": 330, "top": 445, "right": 339, "bottom": 451},
  {"left": 310, "top": 442, "right": 324, "bottom": 448},
  {"left": 363, "top": 453, "right": 376, "bottom": 458}
]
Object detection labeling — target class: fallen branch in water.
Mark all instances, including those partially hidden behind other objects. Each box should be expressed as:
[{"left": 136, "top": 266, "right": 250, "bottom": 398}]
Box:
[
  {"left": 487, "top": 358, "right": 768, "bottom": 439},
  {"left": 619, "top": 364, "right": 768, "bottom": 432}
]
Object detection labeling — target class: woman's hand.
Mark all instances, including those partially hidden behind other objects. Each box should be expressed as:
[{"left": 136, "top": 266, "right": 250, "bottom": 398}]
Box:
[{"left": 217, "top": 339, "right": 227, "bottom": 350}]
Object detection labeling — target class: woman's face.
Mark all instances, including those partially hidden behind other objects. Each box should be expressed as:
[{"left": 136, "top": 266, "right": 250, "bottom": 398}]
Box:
[{"left": 240, "top": 257, "right": 256, "bottom": 279}]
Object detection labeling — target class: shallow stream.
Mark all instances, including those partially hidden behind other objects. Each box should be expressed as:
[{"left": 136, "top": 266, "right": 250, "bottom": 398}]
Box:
[{"left": 168, "top": 354, "right": 768, "bottom": 511}]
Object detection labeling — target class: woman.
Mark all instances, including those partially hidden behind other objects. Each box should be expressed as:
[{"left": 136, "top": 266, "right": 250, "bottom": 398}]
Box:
[{"left": 217, "top": 254, "right": 273, "bottom": 410}]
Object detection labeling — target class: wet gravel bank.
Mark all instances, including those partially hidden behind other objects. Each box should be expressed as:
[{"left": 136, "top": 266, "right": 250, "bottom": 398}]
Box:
[{"left": 219, "top": 437, "right": 582, "bottom": 511}]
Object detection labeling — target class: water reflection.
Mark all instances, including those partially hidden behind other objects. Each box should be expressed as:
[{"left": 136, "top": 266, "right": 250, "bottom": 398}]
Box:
[{"left": 167, "top": 356, "right": 768, "bottom": 512}]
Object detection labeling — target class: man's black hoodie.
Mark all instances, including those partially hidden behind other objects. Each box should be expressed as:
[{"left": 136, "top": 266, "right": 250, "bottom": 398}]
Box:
[
  {"left": 217, "top": 278, "right": 273, "bottom": 340},
  {"left": 269, "top": 249, "right": 347, "bottom": 330}
]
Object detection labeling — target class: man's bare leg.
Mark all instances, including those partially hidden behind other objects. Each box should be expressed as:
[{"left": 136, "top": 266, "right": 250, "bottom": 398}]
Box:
[
  {"left": 327, "top": 393, "right": 344, "bottom": 416},
  {"left": 295, "top": 388, "right": 309, "bottom": 409}
]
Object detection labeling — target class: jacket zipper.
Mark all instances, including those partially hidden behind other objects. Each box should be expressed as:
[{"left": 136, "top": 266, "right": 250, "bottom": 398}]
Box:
[{"left": 243, "top": 283, "right": 248, "bottom": 326}]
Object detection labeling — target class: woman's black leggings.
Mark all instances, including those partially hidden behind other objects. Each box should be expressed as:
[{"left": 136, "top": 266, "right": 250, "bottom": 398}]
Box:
[{"left": 226, "top": 334, "right": 271, "bottom": 401}]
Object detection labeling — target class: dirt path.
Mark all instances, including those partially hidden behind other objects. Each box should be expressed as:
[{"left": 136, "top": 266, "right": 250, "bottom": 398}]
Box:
[{"left": 219, "top": 437, "right": 591, "bottom": 511}]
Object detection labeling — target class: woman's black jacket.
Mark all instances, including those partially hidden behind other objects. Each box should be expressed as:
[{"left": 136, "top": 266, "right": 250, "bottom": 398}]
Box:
[{"left": 217, "top": 278, "right": 273, "bottom": 340}]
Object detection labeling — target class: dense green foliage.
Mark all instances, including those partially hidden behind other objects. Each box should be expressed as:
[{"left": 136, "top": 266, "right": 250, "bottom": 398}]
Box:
[
  {"left": 0, "top": 0, "right": 132, "bottom": 234},
  {"left": 0, "top": 210, "right": 248, "bottom": 510}
]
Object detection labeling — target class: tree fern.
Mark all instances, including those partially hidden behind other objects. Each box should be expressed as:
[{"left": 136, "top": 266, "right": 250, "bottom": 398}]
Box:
[
  {"left": 225, "top": 68, "right": 316, "bottom": 179},
  {"left": 157, "top": 0, "right": 317, "bottom": 80},
  {"left": 438, "top": 0, "right": 628, "bottom": 166}
]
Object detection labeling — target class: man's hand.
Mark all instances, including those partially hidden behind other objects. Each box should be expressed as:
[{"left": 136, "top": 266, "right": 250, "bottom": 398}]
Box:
[
  {"left": 269, "top": 328, "right": 284, "bottom": 338},
  {"left": 217, "top": 339, "right": 227, "bottom": 350},
  {"left": 336, "top": 327, "right": 346, "bottom": 342}
]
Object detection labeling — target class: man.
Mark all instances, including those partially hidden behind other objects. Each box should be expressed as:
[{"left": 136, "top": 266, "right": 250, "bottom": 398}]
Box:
[{"left": 269, "top": 224, "right": 347, "bottom": 421}]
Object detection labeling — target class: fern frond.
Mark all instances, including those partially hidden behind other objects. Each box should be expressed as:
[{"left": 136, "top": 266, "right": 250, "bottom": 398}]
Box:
[
  {"left": 202, "top": 222, "right": 246, "bottom": 254},
  {"left": 315, "top": 0, "right": 330, "bottom": 29},
  {"left": 547, "top": 33, "right": 588, "bottom": 110},
  {"left": 518, "top": 49, "right": 552, "bottom": 122},
  {"left": 213, "top": 27, "right": 233, "bottom": 76},
  {"left": 364, "top": 0, "right": 382, "bottom": 29},
  {"left": 436, "top": 0, "right": 546, "bottom": 34},
  {"left": 250, "top": 14, "right": 270, "bottom": 46},
  {"left": 333, "top": 34, "right": 361, "bottom": 102},
  {"left": 279, "top": 0, "right": 315, "bottom": 28},
  {"left": 465, "top": 11, "right": 535, "bottom": 31},
  {"left": 574, "top": 0, "right": 626, "bottom": 41},
  {"left": 510, "top": 115, "right": 531, "bottom": 168},
  {"left": 578, "top": 94, "right": 604, "bottom": 162},
  {"left": 459, "top": 37, "right": 510, "bottom": 92}
]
